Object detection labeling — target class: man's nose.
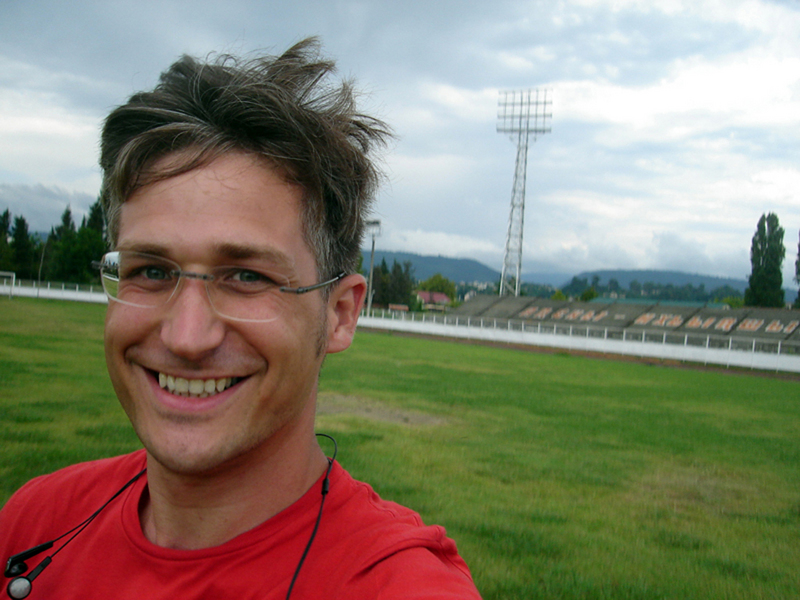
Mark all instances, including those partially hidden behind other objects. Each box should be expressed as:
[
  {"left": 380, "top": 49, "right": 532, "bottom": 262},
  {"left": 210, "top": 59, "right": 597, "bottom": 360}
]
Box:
[{"left": 159, "top": 278, "right": 226, "bottom": 360}]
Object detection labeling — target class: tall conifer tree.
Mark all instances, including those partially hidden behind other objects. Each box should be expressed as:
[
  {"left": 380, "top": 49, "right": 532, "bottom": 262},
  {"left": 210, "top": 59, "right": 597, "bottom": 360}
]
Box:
[
  {"left": 794, "top": 229, "right": 800, "bottom": 309},
  {"left": 10, "top": 215, "right": 35, "bottom": 279},
  {"left": 744, "top": 213, "right": 785, "bottom": 308}
]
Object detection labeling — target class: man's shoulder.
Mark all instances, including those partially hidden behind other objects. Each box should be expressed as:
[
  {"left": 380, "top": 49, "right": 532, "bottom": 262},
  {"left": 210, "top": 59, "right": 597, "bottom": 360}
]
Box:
[
  {"left": 320, "top": 465, "right": 481, "bottom": 598},
  {"left": 332, "top": 464, "right": 425, "bottom": 529},
  {"left": 3, "top": 450, "right": 146, "bottom": 512}
]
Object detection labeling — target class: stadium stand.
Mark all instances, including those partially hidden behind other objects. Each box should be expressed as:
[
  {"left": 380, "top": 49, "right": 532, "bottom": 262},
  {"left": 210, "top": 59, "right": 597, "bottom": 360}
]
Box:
[{"left": 452, "top": 295, "right": 800, "bottom": 343}]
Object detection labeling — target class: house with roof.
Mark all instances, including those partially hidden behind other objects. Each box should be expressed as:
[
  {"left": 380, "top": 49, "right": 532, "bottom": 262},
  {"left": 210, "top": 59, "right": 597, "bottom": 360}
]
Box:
[{"left": 416, "top": 290, "right": 451, "bottom": 311}]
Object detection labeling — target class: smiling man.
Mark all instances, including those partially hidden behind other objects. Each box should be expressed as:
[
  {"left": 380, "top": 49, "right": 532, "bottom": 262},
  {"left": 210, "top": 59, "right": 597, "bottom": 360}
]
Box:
[{"left": 0, "top": 39, "right": 481, "bottom": 599}]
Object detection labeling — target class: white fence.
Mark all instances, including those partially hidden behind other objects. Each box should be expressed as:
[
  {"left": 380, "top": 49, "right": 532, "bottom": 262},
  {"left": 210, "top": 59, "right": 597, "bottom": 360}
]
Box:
[
  {"left": 359, "top": 309, "right": 800, "bottom": 374},
  {"left": 0, "top": 280, "right": 107, "bottom": 304}
]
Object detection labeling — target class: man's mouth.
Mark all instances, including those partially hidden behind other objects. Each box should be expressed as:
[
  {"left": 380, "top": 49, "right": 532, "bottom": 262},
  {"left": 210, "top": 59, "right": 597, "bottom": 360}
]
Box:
[{"left": 157, "top": 372, "right": 242, "bottom": 398}]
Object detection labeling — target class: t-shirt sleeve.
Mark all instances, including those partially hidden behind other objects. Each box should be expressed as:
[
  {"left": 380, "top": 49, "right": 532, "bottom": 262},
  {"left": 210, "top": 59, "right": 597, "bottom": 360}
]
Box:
[{"left": 339, "top": 546, "right": 482, "bottom": 600}]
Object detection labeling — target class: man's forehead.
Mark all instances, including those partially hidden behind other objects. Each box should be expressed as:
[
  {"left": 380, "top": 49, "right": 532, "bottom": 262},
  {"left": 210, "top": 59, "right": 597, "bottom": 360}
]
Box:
[
  {"left": 115, "top": 152, "right": 310, "bottom": 272},
  {"left": 114, "top": 240, "right": 298, "bottom": 270},
  {"left": 142, "top": 149, "right": 297, "bottom": 192}
]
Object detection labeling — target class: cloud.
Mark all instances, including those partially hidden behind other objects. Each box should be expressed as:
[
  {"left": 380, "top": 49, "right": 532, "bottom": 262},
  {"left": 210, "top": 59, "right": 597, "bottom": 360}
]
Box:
[
  {"left": 0, "top": 58, "right": 102, "bottom": 193},
  {"left": 0, "top": 184, "right": 96, "bottom": 232},
  {"left": 382, "top": 227, "right": 502, "bottom": 262}
]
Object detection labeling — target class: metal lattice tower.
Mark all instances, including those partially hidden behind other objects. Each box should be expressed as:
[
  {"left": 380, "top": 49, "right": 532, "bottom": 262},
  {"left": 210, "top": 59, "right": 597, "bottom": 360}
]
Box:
[{"left": 497, "top": 88, "right": 552, "bottom": 296}]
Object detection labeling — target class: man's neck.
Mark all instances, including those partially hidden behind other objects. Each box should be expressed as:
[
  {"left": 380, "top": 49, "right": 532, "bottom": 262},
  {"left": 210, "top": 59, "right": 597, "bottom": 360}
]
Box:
[{"left": 139, "top": 430, "right": 328, "bottom": 550}]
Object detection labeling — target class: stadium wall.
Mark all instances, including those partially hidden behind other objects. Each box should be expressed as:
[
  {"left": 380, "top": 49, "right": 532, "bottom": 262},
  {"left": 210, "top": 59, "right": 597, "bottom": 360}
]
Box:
[{"left": 360, "top": 300, "right": 800, "bottom": 374}]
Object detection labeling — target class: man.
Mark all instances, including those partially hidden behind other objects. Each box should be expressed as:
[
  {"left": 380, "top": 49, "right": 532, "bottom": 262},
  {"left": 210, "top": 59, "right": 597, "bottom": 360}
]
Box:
[{"left": 0, "top": 39, "right": 481, "bottom": 599}]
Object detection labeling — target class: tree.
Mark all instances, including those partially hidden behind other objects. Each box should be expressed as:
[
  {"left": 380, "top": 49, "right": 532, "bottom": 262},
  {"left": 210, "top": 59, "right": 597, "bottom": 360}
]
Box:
[
  {"left": 10, "top": 215, "right": 35, "bottom": 279},
  {"left": 580, "top": 287, "right": 598, "bottom": 302},
  {"left": 370, "top": 258, "right": 390, "bottom": 306},
  {"left": 371, "top": 259, "right": 415, "bottom": 307},
  {"left": 795, "top": 229, "right": 800, "bottom": 309},
  {"left": 562, "top": 276, "right": 588, "bottom": 298},
  {"left": 386, "top": 260, "right": 415, "bottom": 306},
  {"left": 418, "top": 273, "right": 456, "bottom": 301},
  {"left": 85, "top": 198, "right": 104, "bottom": 234},
  {"left": 0, "top": 208, "right": 12, "bottom": 272},
  {"left": 72, "top": 200, "right": 107, "bottom": 283},
  {"left": 744, "top": 213, "right": 785, "bottom": 308},
  {"left": 47, "top": 206, "right": 80, "bottom": 282}
]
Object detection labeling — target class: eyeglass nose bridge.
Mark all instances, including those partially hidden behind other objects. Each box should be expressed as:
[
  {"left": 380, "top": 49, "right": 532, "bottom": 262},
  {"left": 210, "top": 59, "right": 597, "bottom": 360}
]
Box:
[
  {"left": 166, "top": 268, "right": 281, "bottom": 323},
  {"left": 166, "top": 269, "right": 218, "bottom": 311},
  {"left": 174, "top": 269, "right": 216, "bottom": 283}
]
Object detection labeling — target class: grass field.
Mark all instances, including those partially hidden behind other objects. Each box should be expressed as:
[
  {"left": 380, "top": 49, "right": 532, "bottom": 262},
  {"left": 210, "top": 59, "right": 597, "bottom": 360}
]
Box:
[{"left": 2, "top": 297, "right": 799, "bottom": 599}]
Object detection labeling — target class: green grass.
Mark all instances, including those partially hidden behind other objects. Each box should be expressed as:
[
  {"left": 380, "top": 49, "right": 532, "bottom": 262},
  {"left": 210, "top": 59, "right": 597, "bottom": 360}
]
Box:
[{"left": 2, "top": 297, "right": 800, "bottom": 599}]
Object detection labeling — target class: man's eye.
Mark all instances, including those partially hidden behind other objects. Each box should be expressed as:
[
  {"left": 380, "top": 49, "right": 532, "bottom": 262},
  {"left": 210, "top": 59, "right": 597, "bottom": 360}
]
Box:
[
  {"left": 221, "top": 269, "right": 281, "bottom": 290},
  {"left": 143, "top": 266, "right": 170, "bottom": 280},
  {"left": 231, "top": 270, "right": 269, "bottom": 284},
  {"left": 119, "top": 264, "right": 171, "bottom": 281}
]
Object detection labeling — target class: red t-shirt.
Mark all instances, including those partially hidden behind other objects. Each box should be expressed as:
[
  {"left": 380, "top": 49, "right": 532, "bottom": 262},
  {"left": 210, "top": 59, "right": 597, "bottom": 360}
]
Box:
[{"left": 0, "top": 450, "right": 481, "bottom": 599}]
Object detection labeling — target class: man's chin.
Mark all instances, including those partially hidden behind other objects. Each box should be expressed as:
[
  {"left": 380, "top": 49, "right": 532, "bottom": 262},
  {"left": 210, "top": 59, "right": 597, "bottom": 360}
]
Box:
[
  {"left": 140, "top": 427, "right": 270, "bottom": 479},
  {"left": 142, "top": 438, "right": 236, "bottom": 477}
]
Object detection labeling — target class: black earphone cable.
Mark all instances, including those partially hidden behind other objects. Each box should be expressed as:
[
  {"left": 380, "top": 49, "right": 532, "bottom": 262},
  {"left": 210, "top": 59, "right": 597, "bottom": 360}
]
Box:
[
  {"left": 48, "top": 468, "right": 146, "bottom": 563},
  {"left": 5, "top": 435, "right": 338, "bottom": 600},
  {"left": 5, "top": 468, "right": 146, "bottom": 599},
  {"left": 285, "top": 433, "right": 338, "bottom": 600}
]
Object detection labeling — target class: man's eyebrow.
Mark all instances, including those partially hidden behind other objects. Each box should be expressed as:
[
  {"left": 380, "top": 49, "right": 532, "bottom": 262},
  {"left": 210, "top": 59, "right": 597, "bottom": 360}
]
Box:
[
  {"left": 114, "top": 242, "right": 296, "bottom": 271},
  {"left": 211, "top": 243, "right": 295, "bottom": 270},
  {"left": 115, "top": 243, "right": 170, "bottom": 256}
]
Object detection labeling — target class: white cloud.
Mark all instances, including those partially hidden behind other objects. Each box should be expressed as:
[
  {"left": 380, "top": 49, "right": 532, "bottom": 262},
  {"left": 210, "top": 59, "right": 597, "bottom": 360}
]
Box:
[
  {"left": 0, "top": 57, "right": 103, "bottom": 194},
  {"left": 382, "top": 227, "right": 502, "bottom": 259},
  {"left": 417, "top": 82, "right": 497, "bottom": 124},
  {"left": 0, "top": 184, "right": 96, "bottom": 232},
  {"left": 558, "top": 50, "right": 800, "bottom": 137}
]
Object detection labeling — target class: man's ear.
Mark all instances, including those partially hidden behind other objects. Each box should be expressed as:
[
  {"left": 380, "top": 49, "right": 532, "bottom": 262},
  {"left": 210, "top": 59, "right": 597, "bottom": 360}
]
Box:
[{"left": 325, "top": 274, "right": 367, "bottom": 354}]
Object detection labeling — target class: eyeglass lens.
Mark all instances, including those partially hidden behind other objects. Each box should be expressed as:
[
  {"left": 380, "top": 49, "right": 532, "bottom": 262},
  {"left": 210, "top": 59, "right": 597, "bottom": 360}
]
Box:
[{"left": 99, "top": 251, "right": 293, "bottom": 322}]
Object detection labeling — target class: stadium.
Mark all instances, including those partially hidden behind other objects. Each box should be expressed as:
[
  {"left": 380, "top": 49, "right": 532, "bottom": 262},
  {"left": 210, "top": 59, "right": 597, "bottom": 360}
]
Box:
[{"left": 361, "top": 294, "right": 800, "bottom": 374}]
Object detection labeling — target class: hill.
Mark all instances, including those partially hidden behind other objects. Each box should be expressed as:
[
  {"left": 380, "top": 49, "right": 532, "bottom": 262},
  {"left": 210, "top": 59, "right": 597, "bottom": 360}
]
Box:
[
  {"left": 358, "top": 251, "right": 797, "bottom": 303},
  {"left": 360, "top": 250, "right": 500, "bottom": 283},
  {"left": 568, "top": 269, "right": 748, "bottom": 293}
]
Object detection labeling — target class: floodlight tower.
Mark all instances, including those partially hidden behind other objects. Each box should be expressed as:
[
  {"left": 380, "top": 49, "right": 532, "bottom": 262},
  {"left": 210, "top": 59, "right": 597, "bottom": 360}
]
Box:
[
  {"left": 497, "top": 88, "right": 552, "bottom": 296},
  {"left": 365, "top": 219, "right": 381, "bottom": 315}
]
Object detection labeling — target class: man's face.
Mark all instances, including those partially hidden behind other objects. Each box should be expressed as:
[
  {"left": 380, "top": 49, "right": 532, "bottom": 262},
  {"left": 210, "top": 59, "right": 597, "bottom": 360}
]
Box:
[{"left": 104, "top": 151, "right": 342, "bottom": 475}]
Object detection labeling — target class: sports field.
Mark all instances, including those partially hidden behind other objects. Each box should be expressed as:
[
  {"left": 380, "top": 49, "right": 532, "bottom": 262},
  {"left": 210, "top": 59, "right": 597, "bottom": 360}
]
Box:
[{"left": 1, "top": 297, "right": 799, "bottom": 599}]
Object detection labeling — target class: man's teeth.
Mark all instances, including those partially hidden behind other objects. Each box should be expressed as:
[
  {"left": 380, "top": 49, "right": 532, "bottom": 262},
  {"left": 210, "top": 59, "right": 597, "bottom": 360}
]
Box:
[{"left": 158, "top": 373, "right": 239, "bottom": 397}]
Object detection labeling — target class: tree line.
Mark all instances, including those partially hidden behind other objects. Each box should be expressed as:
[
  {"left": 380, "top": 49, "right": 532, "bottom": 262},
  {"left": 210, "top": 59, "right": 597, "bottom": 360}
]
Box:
[
  {"left": 364, "top": 258, "right": 457, "bottom": 309},
  {"left": 1, "top": 201, "right": 106, "bottom": 284},
  {"left": 3, "top": 205, "right": 798, "bottom": 309},
  {"left": 558, "top": 275, "right": 744, "bottom": 306},
  {"left": 545, "top": 213, "right": 799, "bottom": 309}
]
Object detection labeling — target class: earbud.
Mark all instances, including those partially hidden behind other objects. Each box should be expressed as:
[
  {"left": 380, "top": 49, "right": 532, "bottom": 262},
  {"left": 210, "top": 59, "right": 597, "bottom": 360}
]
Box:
[
  {"left": 6, "top": 557, "right": 50, "bottom": 599},
  {"left": 4, "top": 541, "right": 54, "bottom": 579},
  {"left": 3, "top": 469, "right": 145, "bottom": 599},
  {"left": 6, "top": 577, "right": 30, "bottom": 600},
  {"left": 4, "top": 437, "right": 337, "bottom": 600}
]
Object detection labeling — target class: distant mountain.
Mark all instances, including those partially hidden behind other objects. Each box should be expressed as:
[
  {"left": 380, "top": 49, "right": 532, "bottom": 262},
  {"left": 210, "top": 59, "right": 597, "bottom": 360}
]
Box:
[
  {"left": 360, "top": 250, "right": 499, "bottom": 283},
  {"left": 522, "top": 271, "right": 574, "bottom": 287},
  {"left": 357, "top": 253, "right": 798, "bottom": 303},
  {"left": 568, "top": 269, "right": 748, "bottom": 293}
]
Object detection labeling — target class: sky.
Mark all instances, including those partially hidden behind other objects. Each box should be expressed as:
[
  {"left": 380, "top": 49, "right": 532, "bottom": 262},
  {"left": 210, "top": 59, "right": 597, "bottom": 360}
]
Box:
[{"left": 1, "top": 0, "right": 799, "bottom": 287}]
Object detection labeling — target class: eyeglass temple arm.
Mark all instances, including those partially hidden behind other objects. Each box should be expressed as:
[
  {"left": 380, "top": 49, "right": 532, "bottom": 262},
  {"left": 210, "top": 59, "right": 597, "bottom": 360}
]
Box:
[{"left": 280, "top": 272, "right": 346, "bottom": 295}]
